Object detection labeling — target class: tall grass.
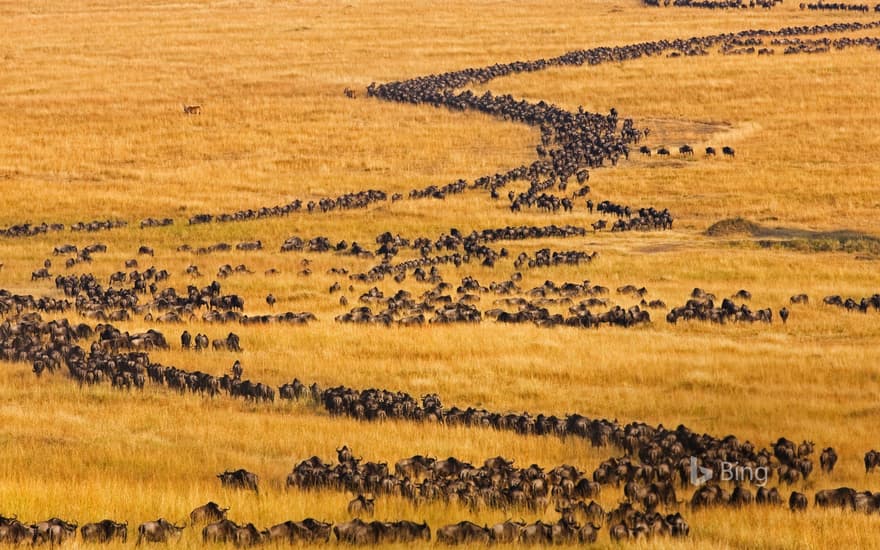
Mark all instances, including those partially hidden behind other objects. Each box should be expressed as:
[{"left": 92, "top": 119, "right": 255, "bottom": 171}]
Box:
[{"left": 1, "top": 0, "right": 880, "bottom": 547}]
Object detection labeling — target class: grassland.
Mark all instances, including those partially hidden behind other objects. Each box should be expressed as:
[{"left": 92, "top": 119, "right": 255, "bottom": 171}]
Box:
[{"left": 2, "top": 0, "right": 880, "bottom": 548}]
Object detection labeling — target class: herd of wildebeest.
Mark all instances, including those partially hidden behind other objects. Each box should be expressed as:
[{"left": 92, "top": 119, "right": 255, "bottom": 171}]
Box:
[
  {"left": 3, "top": 21, "right": 880, "bottom": 241},
  {"left": 4, "top": 295, "right": 880, "bottom": 546},
  {"left": 12, "top": 232, "right": 880, "bottom": 333},
  {"left": 2, "top": 17, "right": 880, "bottom": 547},
  {"left": 6, "top": 347, "right": 880, "bottom": 547}
]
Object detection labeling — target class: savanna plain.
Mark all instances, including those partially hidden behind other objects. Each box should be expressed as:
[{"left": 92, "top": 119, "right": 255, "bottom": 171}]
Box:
[{"left": 1, "top": 0, "right": 880, "bottom": 548}]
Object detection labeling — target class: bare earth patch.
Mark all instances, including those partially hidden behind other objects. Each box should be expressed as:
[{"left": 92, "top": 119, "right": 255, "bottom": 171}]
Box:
[{"left": 638, "top": 117, "right": 733, "bottom": 147}]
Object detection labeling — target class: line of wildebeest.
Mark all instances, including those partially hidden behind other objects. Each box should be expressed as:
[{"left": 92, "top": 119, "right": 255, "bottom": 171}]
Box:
[
  {"left": 0, "top": 219, "right": 128, "bottom": 239},
  {"left": 23, "top": 256, "right": 880, "bottom": 333},
  {"left": 15, "top": 223, "right": 880, "bottom": 334},
  {"left": 6, "top": 360, "right": 880, "bottom": 547},
  {"left": 10, "top": 212, "right": 880, "bottom": 346},
  {"left": 643, "top": 0, "right": 781, "bottom": 7},
  {"left": 5, "top": 296, "right": 880, "bottom": 546},
  {"left": 0, "top": 299, "right": 876, "bottom": 490},
  {"left": 801, "top": 2, "right": 880, "bottom": 12},
  {"left": 2, "top": 20, "right": 879, "bottom": 246},
  {"left": 0, "top": 505, "right": 598, "bottom": 545},
  {"left": 0, "top": 497, "right": 633, "bottom": 546},
  {"left": 8, "top": 270, "right": 877, "bottom": 387},
  {"left": 360, "top": 20, "right": 879, "bottom": 224}
]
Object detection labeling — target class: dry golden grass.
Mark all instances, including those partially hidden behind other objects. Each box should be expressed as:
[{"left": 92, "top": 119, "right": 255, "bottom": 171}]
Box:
[{"left": 2, "top": 0, "right": 880, "bottom": 548}]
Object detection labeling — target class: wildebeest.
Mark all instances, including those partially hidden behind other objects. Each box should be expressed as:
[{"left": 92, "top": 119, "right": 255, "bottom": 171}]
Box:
[
  {"left": 790, "top": 294, "right": 809, "bottom": 304},
  {"left": 32, "top": 518, "right": 78, "bottom": 545},
  {"left": 489, "top": 520, "right": 525, "bottom": 543},
  {"left": 575, "top": 500, "right": 606, "bottom": 523},
  {"left": 779, "top": 307, "right": 789, "bottom": 323},
  {"left": 679, "top": 144, "right": 694, "bottom": 156},
  {"left": 81, "top": 520, "right": 128, "bottom": 543},
  {"left": 190, "top": 502, "right": 229, "bottom": 525},
  {"left": 180, "top": 330, "right": 192, "bottom": 349},
  {"left": 732, "top": 289, "right": 751, "bottom": 300},
  {"left": 722, "top": 146, "right": 735, "bottom": 157},
  {"left": 390, "top": 520, "right": 430, "bottom": 543},
  {"left": 202, "top": 519, "right": 239, "bottom": 544},
  {"left": 347, "top": 494, "right": 375, "bottom": 516},
  {"left": 756, "top": 487, "right": 782, "bottom": 505},
  {"left": 0, "top": 516, "right": 33, "bottom": 544},
  {"left": 228, "top": 379, "right": 274, "bottom": 402},
  {"left": 136, "top": 518, "right": 184, "bottom": 544},
  {"left": 227, "top": 332, "right": 242, "bottom": 352},
  {"left": 815, "top": 487, "right": 855, "bottom": 510},
  {"left": 865, "top": 450, "right": 880, "bottom": 473},
  {"left": 819, "top": 447, "right": 837, "bottom": 474},
  {"left": 337, "top": 445, "right": 356, "bottom": 464},
  {"left": 705, "top": 146, "right": 716, "bottom": 156},
  {"left": 217, "top": 469, "right": 259, "bottom": 493},
  {"left": 607, "top": 509, "right": 685, "bottom": 541},
  {"left": 816, "top": 487, "right": 880, "bottom": 514},
  {"left": 233, "top": 523, "right": 265, "bottom": 547},
  {"left": 852, "top": 490, "right": 880, "bottom": 514},
  {"left": 609, "top": 522, "right": 630, "bottom": 541},
  {"left": 183, "top": 104, "right": 202, "bottom": 115},
  {"left": 194, "top": 333, "right": 209, "bottom": 351},
  {"left": 823, "top": 295, "right": 844, "bottom": 307},
  {"left": 518, "top": 520, "right": 552, "bottom": 544},
  {"left": 730, "top": 486, "right": 755, "bottom": 507},
  {"left": 797, "top": 440, "right": 814, "bottom": 458},
  {"left": 266, "top": 519, "right": 332, "bottom": 543},
  {"left": 690, "top": 483, "right": 730, "bottom": 509},
  {"left": 556, "top": 520, "right": 599, "bottom": 544},
  {"left": 332, "top": 519, "right": 375, "bottom": 544},
  {"left": 278, "top": 378, "right": 308, "bottom": 400},
  {"left": 436, "top": 521, "right": 490, "bottom": 545},
  {"left": 53, "top": 244, "right": 77, "bottom": 255},
  {"left": 789, "top": 492, "right": 808, "bottom": 511},
  {"left": 211, "top": 332, "right": 242, "bottom": 352},
  {"left": 395, "top": 455, "right": 436, "bottom": 480}
]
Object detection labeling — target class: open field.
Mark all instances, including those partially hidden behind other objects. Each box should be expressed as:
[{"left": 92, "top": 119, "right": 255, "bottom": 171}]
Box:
[{"left": 2, "top": 0, "right": 880, "bottom": 548}]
